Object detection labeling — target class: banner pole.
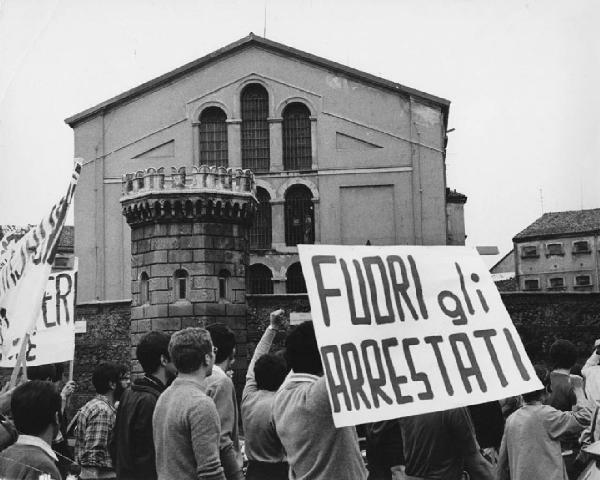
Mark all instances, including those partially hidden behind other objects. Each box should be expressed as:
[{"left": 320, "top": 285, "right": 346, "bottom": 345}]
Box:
[
  {"left": 9, "top": 334, "right": 29, "bottom": 388},
  {"left": 68, "top": 360, "right": 74, "bottom": 382}
]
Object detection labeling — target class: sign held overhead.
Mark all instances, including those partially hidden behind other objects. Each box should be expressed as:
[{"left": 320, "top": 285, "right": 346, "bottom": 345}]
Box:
[{"left": 298, "top": 245, "right": 541, "bottom": 428}]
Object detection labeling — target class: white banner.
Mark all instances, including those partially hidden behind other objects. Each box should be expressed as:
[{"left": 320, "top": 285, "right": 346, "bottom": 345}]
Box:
[
  {"left": 0, "top": 161, "right": 81, "bottom": 367},
  {"left": 0, "top": 268, "right": 77, "bottom": 367},
  {"left": 298, "top": 244, "right": 542, "bottom": 428}
]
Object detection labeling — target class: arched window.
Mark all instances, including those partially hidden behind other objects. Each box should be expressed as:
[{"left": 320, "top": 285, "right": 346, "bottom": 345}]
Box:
[
  {"left": 218, "top": 269, "right": 231, "bottom": 301},
  {"left": 283, "top": 103, "right": 311, "bottom": 171},
  {"left": 286, "top": 262, "right": 307, "bottom": 293},
  {"left": 241, "top": 84, "right": 270, "bottom": 172},
  {"left": 250, "top": 188, "right": 272, "bottom": 250},
  {"left": 248, "top": 264, "right": 273, "bottom": 294},
  {"left": 140, "top": 272, "right": 149, "bottom": 305},
  {"left": 174, "top": 269, "right": 189, "bottom": 301},
  {"left": 199, "top": 107, "right": 228, "bottom": 167},
  {"left": 285, "top": 185, "right": 314, "bottom": 246}
]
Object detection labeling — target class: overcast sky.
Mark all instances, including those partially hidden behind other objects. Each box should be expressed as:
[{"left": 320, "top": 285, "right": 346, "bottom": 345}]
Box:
[{"left": 0, "top": 0, "right": 598, "bottom": 266}]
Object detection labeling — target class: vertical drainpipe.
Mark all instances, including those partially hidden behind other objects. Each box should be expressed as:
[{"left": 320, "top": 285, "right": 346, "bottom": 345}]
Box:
[
  {"left": 594, "top": 234, "right": 600, "bottom": 293},
  {"left": 409, "top": 97, "right": 423, "bottom": 245},
  {"left": 94, "top": 109, "right": 106, "bottom": 300}
]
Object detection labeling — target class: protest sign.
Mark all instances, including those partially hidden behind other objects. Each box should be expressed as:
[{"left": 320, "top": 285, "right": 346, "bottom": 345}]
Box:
[
  {"left": 298, "top": 244, "right": 542, "bottom": 427},
  {"left": 0, "top": 161, "right": 81, "bottom": 370},
  {"left": 0, "top": 268, "right": 77, "bottom": 367}
]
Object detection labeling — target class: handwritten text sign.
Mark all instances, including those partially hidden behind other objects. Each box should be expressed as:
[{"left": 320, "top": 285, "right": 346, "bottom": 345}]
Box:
[
  {"left": 0, "top": 269, "right": 76, "bottom": 367},
  {"left": 298, "top": 245, "right": 541, "bottom": 427}
]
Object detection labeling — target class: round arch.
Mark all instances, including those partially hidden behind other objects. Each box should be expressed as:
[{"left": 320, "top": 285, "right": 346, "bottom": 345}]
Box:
[
  {"left": 277, "top": 178, "right": 319, "bottom": 201},
  {"left": 275, "top": 96, "right": 317, "bottom": 118},
  {"left": 234, "top": 77, "right": 275, "bottom": 118},
  {"left": 191, "top": 100, "right": 231, "bottom": 123}
]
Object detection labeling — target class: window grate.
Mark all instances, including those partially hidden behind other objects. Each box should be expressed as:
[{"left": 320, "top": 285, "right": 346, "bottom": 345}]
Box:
[
  {"left": 248, "top": 264, "right": 273, "bottom": 294},
  {"left": 285, "top": 185, "right": 314, "bottom": 246},
  {"left": 241, "top": 85, "right": 270, "bottom": 172},
  {"left": 199, "top": 107, "right": 228, "bottom": 167},
  {"left": 283, "top": 103, "right": 312, "bottom": 171},
  {"left": 286, "top": 262, "right": 307, "bottom": 293},
  {"left": 250, "top": 188, "right": 272, "bottom": 249}
]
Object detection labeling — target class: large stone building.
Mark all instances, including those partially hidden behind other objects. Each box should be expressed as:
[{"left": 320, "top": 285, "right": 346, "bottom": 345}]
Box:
[
  {"left": 66, "top": 34, "right": 466, "bottom": 306},
  {"left": 513, "top": 208, "right": 600, "bottom": 292}
]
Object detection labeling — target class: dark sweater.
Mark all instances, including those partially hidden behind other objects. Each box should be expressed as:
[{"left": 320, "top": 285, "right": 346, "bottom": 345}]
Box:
[
  {"left": 111, "top": 375, "right": 166, "bottom": 480},
  {"left": 0, "top": 443, "right": 62, "bottom": 480}
]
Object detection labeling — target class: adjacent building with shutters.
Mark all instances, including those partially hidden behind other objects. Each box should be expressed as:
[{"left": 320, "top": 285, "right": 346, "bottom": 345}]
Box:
[
  {"left": 513, "top": 208, "right": 600, "bottom": 293},
  {"left": 66, "top": 34, "right": 466, "bottom": 303}
]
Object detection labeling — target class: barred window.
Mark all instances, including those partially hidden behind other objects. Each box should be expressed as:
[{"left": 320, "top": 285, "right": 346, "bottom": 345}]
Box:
[
  {"left": 283, "top": 103, "right": 311, "bottom": 171},
  {"left": 285, "top": 185, "right": 314, "bottom": 246},
  {"left": 250, "top": 188, "right": 272, "bottom": 250},
  {"left": 199, "top": 107, "right": 228, "bottom": 167},
  {"left": 286, "top": 262, "right": 307, "bottom": 293},
  {"left": 241, "top": 84, "right": 270, "bottom": 172},
  {"left": 140, "top": 272, "right": 149, "bottom": 305},
  {"left": 174, "top": 269, "right": 188, "bottom": 300},
  {"left": 248, "top": 264, "right": 273, "bottom": 294},
  {"left": 218, "top": 270, "right": 231, "bottom": 301}
]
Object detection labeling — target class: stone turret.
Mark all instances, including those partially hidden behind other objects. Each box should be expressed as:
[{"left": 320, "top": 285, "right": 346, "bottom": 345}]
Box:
[{"left": 121, "top": 165, "right": 256, "bottom": 376}]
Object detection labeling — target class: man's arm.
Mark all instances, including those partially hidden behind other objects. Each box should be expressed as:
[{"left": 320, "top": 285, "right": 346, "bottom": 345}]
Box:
[
  {"left": 447, "top": 408, "right": 494, "bottom": 480},
  {"left": 80, "top": 407, "right": 114, "bottom": 467},
  {"left": 582, "top": 350, "right": 600, "bottom": 378},
  {"left": 243, "top": 309, "right": 286, "bottom": 401},
  {"left": 496, "top": 422, "right": 510, "bottom": 480},
  {"left": 190, "top": 399, "right": 226, "bottom": 480},
  {"left": 206, "top": 376, "right": 236, "bottom": 450}
]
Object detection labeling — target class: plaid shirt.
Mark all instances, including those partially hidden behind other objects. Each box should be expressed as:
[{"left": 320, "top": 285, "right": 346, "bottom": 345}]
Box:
[{"left": 74, "top": 395, "right": 116, "bottom": 469}]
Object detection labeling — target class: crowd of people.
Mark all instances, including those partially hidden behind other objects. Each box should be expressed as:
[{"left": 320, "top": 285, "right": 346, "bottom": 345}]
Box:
[{"left": 0, "top": 310, "right": 600, "bottom": 480}]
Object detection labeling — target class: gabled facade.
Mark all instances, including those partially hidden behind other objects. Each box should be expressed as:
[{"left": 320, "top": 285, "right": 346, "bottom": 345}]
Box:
[
  {"left": 66, "top": 34, "right": 465, "bottom": 303},
  {"left": 513, "top": 208, "right": 600, "bottom": 293}
]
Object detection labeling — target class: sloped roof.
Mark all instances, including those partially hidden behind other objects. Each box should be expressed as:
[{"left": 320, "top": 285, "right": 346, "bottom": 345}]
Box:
[
  {"left": 513, "top": 208, "right": 600, "bottom": 242},
  {"left": 490, "top": 249, "right": 514, "bottom": 273},
  {"left": 65, "top": 33, "right": 450, "bottom": 127}
]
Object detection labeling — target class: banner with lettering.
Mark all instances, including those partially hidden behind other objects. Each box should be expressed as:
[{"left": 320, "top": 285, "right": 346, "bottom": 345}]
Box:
[
  {"left": 0, "top": 267, "right": 77, "bottom": 367},
  {"left": 298, "top": 244, "right": 541, "bottom": 427},
  {"left": 0, "top": 161, "right": 81, "bottom": 366}
]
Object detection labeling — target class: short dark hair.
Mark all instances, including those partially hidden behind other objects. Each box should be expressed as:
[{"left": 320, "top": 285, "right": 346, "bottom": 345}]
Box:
[
  {"left": 522, "top": 365, "right": 549, "bottom": 402},
  {"left": 28, "top": 364, "right": 57, "bottom": 382},
  {"left": 92, "top": 362, "right": 121, "bottom": 394},
  {"left": 255, "top": 354, "right": 288, "bottom": 391},
  {"left": 169, "top": 328, "right": 212, "bottom": 374},
  {"left": 207, "top": 323, "right": 236, "bottom": 364},
  {"left": 11, "top": 381, "right": 61, "bottom": 435},
  {"left": 137, "top": 331, "right": 171, "bottom": 375},
  {"left": 285, "top": 321, "right": 322, "bottom": 375},
  {"left": 550, "top": 339, "right": 578, "bottom": 370}
]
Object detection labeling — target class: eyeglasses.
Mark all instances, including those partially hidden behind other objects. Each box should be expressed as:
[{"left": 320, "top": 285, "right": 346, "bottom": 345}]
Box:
[{"left": 212, "top": 346, "right": 218, "bottom": 355}]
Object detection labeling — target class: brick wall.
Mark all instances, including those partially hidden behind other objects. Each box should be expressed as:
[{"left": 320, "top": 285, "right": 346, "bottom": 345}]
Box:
[
  {"left": 69, "top": 301, "right": 132, "bottom": 414},
  {"left": 501, "top": 292, "right": 600, "bottom": 367}
]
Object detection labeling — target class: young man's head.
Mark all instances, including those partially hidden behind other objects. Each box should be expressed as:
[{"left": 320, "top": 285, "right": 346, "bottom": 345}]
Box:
[
  {"left": 169, "top": 327, "right": 215, "bottom": 376},
  {"left": 137, "top": 330, "right": 177, "bottom": 383},
  {"left": 522, "top": 365, "right": 550, "bottom": 403},
  {"left": 285, "top": 321, "right": 323, "bottom": 375},
  {"left": 92, "top": 362, "right": 122, "bottom": 397},
  {"left": 28, "top": 364, "right": 58, "bottom": 382},
  {"left": 255, "top": 354, "right": 288, "bottom": 391},
  {"left": 11, "top": 380, "right": 61, "bottom": 442},
  {"left": 206, "top": 323, "right": 236, "bottom": 369},
  {"left": 550, "top": 339, "right": 578, "bottom": 370}
]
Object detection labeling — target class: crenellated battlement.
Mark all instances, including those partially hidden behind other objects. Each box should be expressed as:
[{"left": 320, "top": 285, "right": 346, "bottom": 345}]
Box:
[
  {"left": 121, "top": 165, "right": 255, "bottom": 198},
  {"left": 120, "top": 165, "right": 257, "bottom": 226}
]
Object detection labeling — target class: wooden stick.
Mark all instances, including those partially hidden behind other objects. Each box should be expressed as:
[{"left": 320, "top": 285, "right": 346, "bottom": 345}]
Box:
[
  {"left": 68, "top": 360, "right": 74, "bottom": 382},
  {"left": 9, "top": 334, "right": 29, "bottom": 388}
]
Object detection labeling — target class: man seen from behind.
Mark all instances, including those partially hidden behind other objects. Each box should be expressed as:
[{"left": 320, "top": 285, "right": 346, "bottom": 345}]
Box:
[{"left": 153, "top": 327, "right": 225, "bottom": 480}]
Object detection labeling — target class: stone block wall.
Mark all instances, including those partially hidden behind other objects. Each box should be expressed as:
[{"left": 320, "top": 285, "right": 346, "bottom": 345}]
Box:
[{"left": 501, "top": 292, "right": 600, "bottom": 367}]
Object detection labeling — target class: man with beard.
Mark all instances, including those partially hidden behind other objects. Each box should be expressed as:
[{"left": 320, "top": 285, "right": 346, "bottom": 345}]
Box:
[
  {"left": 75, "top": 362, "right": 123, "bottom": 480},
  {"left": 111, "top": 331, "right": 176, "bottom": 480}
]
